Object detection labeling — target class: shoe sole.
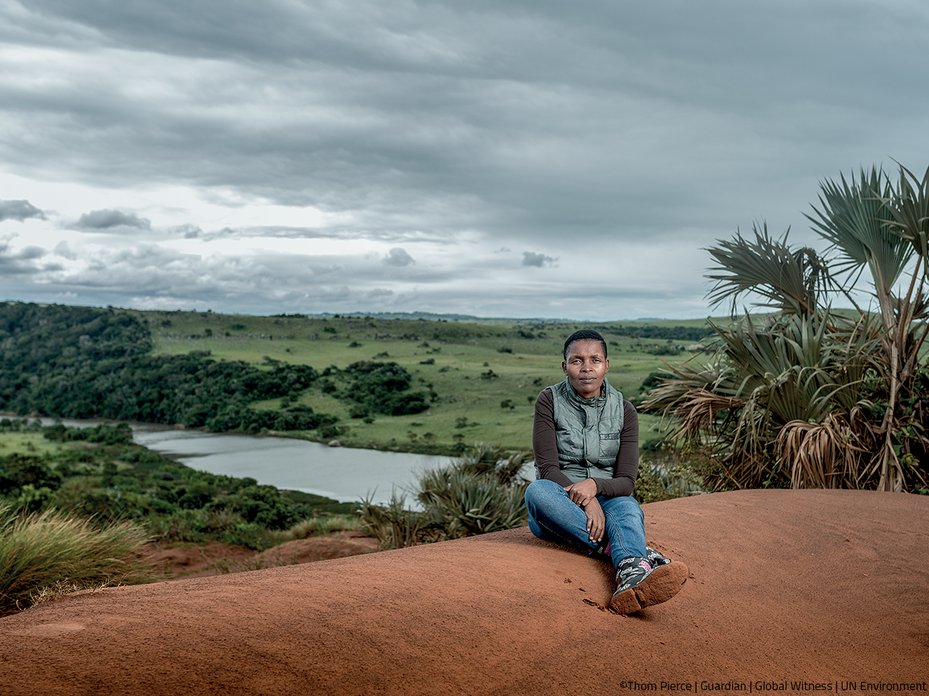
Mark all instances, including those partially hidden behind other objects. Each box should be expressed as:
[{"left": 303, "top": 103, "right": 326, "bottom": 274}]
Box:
[
  {"left": 609, "top": 586, "right": 642, "bottom": 614},
  {"left": 609, "top": 561, "right": 688, "bottom": 615},
  {"left": 633, "top": 561, "right": 688, "bottom": 609}
]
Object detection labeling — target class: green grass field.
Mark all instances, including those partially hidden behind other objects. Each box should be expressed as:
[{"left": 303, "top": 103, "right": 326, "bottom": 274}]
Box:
[
  {"left": 0, "top": 432, "right": 68, "bottom": 459},
  {"left": 142, "top": 311, "right": 711, "bottom": 453}
]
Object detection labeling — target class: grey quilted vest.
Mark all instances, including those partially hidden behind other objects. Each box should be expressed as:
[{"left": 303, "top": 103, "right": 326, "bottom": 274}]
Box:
[{"left": 550, "top": 377, "right": 624, "bottom": 482}]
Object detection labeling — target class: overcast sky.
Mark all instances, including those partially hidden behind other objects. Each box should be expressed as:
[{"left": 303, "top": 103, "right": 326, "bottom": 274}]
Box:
[{"left": 2, "top": 1, "right": 928, "bottom": 320}]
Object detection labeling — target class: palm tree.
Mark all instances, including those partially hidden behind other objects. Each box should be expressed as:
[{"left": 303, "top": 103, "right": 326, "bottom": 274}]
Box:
[{"left": 643, "top": 165, "right": 929, "bottom": 493}]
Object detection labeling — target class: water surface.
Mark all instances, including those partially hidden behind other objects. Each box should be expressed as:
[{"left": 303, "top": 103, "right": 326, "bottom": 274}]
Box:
[{"left": 132, "top": 427, "right": 450, "bottom": 505}]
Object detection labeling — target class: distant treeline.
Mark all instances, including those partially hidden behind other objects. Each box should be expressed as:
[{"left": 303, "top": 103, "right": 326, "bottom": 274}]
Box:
[
  {"left": 0, "top": 302, "right": 429, "bottom": 433},
  {"left": 597, "top": 324, "right": 713, "bottom": 342}
]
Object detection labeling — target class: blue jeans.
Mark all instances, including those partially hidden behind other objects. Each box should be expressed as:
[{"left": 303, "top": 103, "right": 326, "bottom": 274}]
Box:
[{"left": 524, "top": 478, "right": 647, "bottom": 569}]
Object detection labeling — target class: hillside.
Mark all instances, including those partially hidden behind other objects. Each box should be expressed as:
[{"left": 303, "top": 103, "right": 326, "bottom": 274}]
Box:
[
  {"left": 139, "top": 307, "right": 712, "bottom": 450},
  {"left": 1, "top": 489, "right": 926, "bottom": 695},
  {"left": 1, "top": 301, "right": 711, "bottom": 452}
]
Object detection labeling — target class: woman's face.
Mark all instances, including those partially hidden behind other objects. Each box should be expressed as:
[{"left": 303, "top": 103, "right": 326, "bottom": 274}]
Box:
[{"left": 562, "top": 338, "right": 610, "bottom": 398}]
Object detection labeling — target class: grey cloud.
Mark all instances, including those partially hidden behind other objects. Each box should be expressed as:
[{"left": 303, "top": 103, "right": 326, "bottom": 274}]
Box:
[
  {"left": 0, "top": 233, "right": 707, "bottom": 319},
  {"left": 27, "top": 243, "right": 450, "bottom": 309},
  {"left": 522, "top": 251, "right": 556, "bottom": 268},
  {"left": 1, "top": 2, "right": 928, "bottom": 318},
  {"left": 0, "top": 200, "right": 46, "bottom": 222},
  {"left": 383, "top": 248, "right": 415, "bottom": 267},
  {"left": 202, "top": 226, "right": 448, "bottom": 245},
  {"left": 0, "top": 241, "right": 49, "bottom": 275},
  {"left": 54, "top": 241, "right": 78, "bottom": 260},
  {"left": 15, "top": 246, "right": 45, "bottom": 261},
  {"left": 168, "top": 224, "right": 202, "bottom": 239},
  {"left": 75, "top": 209, "right": 152, "bottom": 230},
  {"left": 6, "top": 1, "right": 926, "bottom": 246}
]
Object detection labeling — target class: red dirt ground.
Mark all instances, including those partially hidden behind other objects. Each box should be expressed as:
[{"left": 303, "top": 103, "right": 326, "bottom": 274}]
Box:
[
  {"left": 141, "top": 532, "right": 380, "bottom": 579},
  {"left": 1, "top": 489, "right": 927, "bottom": 695}
]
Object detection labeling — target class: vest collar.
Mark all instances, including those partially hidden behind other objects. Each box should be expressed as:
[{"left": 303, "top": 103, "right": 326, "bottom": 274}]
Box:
[{"left": 560, "top": 377, "right": 610, "bottom": 408}]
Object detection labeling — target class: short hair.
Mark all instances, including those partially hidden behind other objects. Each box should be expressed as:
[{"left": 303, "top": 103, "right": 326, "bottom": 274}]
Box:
[{"left": 563, "top": 329, "right": 608, "bottom": 360}]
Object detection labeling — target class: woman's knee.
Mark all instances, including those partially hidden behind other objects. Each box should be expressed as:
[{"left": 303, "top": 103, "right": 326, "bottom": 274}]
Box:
[
  {"left": 524, "top": 478, "right": 564, "bottom": 504},
  {"left": 601, "top": 495, "right": 644, "bottom": 520},
  {"left": 524, "top": 479, "right": 571, "bottom": 516}
]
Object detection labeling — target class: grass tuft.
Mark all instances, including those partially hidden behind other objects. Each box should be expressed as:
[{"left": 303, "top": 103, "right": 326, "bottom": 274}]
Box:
[
  {"left": 0, "top": 503, "right": 148, "bottom": 616},
  {"left": 286, "top": 514, "right": 362, "bottom": 539}
]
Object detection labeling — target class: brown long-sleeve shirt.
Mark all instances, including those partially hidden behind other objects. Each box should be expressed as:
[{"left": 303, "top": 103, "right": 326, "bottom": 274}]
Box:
[{"left": 532, "top": 387, "right": 640, "bottom": 497}]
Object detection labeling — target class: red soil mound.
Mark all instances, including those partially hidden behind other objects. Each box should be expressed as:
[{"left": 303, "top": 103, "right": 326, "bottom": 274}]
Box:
[
  {"left": 141, "top": 533, "right": 380, "bottom": 580},
  {"left": 140, "top": 541, "right": 259, "bottom": 579},
  {"left": 2, "top": 490, "right": 927, "bottom": 695}
]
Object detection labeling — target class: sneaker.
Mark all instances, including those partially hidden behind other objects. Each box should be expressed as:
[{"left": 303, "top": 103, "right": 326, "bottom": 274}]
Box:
[
  {"left": 610, "top": 557, "right": 652, "bottom": 614},
  {"left": 645, "top": 546, "right": 671, "bottom": 568},
  {"left": 610, "top": 556, "right": 688, "bottom": 615},
  {"left": 602, "top": 544, "right": 670, "bottom": 566},
  {"left": 633, "top": 560, "right": 688, "bottom": 610}
]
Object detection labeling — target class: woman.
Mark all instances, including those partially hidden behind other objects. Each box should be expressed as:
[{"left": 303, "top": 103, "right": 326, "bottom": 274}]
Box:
[{"left": 524, "top": 329, "right": 688, "bottom": 614}]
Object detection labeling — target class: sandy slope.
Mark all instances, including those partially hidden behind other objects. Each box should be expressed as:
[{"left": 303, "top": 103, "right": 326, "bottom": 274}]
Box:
[{"left": 1, "top": 489, "right": 927, "bottom": 695}]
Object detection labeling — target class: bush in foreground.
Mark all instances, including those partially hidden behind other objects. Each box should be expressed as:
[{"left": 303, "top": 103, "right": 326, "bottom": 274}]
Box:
[
  {"left": 635, "top": 454, "right": 708, "bottom": 504},
  {"left": 360, "top": 445, "right": 531, "bottom": 549},
  {"left": 0, "top": 503, "right": 148, "bottom": 616},
  {"left": 644, "top": 165, "right": 929, "bottom": 492}
]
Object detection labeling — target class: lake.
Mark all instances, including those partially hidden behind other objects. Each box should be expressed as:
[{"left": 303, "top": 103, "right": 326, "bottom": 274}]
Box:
[
  {"left": 8, "top": 415, "right": 452, "bottom": 505},
  {"left": 11, "top": 415, "right": 531, "bottom": 505},
  {"left": 132, "top": 427, "right": 451, "bottom": 505}
]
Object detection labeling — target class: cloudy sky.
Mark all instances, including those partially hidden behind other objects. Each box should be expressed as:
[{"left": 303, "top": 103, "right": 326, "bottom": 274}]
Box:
[{"left": 1, "top": 1, "right": 928, "bottom": 320}]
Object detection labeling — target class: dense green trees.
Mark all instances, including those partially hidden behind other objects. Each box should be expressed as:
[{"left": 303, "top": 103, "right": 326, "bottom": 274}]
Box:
[
  {"left": 0, "top": 302, "right": 429, "bottom": 434},
  {"left": 338, "top": 361, "right": 431, "bottom": 417},
  {"left": 594, "top": 324, "right": 713, "bottom": 342},
  {"left": 644, "top": 165, "right": 929, "bottom": 493}
]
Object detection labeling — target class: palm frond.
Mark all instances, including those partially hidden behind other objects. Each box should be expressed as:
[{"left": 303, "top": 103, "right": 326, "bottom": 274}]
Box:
[
  {"left": 705, "top": 223, "right": 826, "bottom": 316},
  {"left": 806, "top": 167, "right": 911, "bottom": 302},
  {"left": 776, "top": 414, "right": 869, "bottom": 489},
  {"left": 886, "top": 163, "right": 929, "bottom": 264}
]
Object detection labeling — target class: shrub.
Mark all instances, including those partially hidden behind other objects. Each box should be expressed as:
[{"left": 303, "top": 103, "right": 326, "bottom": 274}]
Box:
[
  {"left": 177, "top": 481, "right": 214, "bottom": 510},
  {"left": 634, "top": 452, "right": 707, "bottom": 503},
  {"left": 287, "top": 514, "right": 361, "bottom": 539},
  {"left": 220, "top": 522, "right": 280, "bottom": 550},
  {"left": 358, "top": 495, "right": 439, "bottom": 550},
  {"left": 349, "top": 404, "right": 370, "bottom": 419},
  {"left": 382, "top": 392, "right": 430, "bottom": 416},
  {"left": 416, "top": 467, "right": 527, "bottom": 537},
  {"left": 0, "top": 454, "right": 63, "bottom": 495},
  {"left": 359, "top": 446, "right": 531, "bottom": 548},
  {"left": 146, "top": 508, "right": 241, "bottom": 543},
  {"left": 0, "top": 503, "right": 147, "bottom": 615},
  {"left": 208, "top": 484, "right": 301, "bottom": 530},
  {"left": 340, "top": 361, "right": 430, "bottom": 416}
]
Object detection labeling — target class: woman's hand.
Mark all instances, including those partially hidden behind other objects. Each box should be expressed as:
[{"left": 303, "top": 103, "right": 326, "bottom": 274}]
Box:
[
  {"left": 582, "top": 497, "right": 605, "bottom": 543},
  {"left": 564, "top": 479, "right": 603, "bottom": 543},
  {"left": 564, "top": 478, "right": 598, "bottom": 507}
]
